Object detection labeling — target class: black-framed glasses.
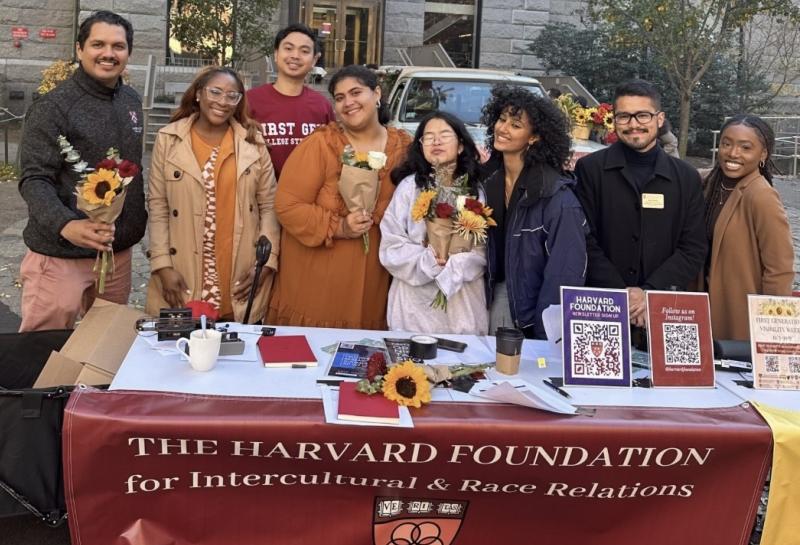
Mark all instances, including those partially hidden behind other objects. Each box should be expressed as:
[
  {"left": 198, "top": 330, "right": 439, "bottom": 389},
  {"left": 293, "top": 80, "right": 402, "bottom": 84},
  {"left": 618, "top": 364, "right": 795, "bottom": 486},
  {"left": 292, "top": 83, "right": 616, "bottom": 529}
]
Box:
[
  {"left": 613, "top": 111, "right": 660, "bottom": 125},
  {"left": 419, "top": 132, "right": 457, "bottom": 146},
  {"left": 204, "top": 87, "right": 243, "bottom": 105}
]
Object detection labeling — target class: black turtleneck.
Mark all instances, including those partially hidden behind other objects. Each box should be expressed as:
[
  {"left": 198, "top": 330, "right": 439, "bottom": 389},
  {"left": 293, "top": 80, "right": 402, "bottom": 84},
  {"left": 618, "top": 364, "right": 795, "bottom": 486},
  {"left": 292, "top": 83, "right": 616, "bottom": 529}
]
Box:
[{"left": 622, "top": 143, "right": 659, "bottom": 191}]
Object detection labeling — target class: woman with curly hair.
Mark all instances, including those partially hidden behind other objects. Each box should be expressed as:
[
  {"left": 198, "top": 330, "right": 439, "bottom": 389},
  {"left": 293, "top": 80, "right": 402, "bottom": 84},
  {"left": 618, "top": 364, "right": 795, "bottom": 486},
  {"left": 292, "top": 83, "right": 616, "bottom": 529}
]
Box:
[
  {"left": 482, "top": 84, "right": 587, "bottom": 338},
  {"left": 380, "top": 111, "right": 488, "bottom": 334},
  {"left": 701, "top": 115, "right": 794, "bottom": 340}
]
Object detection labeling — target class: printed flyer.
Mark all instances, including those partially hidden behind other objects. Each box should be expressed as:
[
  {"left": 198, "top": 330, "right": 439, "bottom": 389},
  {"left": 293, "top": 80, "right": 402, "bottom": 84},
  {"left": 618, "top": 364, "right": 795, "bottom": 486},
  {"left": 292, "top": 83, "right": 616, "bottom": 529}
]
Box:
[
  {"left": 561, "top": 287, "right": 631, "bottom": 387},
  {"left": 646, "top": 291, "right": 715, "bottom": 387},
  {"left": 748, "top": 295, "right": 800, "bottom": 390}
]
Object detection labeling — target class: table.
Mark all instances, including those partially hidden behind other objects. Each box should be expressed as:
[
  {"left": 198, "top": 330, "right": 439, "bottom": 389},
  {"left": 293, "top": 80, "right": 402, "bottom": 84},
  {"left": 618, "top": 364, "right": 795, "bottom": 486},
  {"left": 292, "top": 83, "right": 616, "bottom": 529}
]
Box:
[{"left": 63, "top": 326, "right": 774, "bottom": 545}]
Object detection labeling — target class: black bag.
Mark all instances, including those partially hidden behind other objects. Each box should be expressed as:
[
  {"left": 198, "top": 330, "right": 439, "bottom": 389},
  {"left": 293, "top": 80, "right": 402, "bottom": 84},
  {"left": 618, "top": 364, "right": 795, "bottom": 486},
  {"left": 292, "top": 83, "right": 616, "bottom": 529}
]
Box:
[
  {"left": 0, "top": 330, "right": 73, "bottom": 525},
  {"left": 0, "top": 386, "right": 71, "bottom": 525}
]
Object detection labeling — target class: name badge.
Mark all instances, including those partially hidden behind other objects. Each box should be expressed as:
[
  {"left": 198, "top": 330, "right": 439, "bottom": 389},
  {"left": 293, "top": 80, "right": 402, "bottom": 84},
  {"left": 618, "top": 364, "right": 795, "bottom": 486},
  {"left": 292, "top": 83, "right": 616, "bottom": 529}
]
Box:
[{"left": 642, "top": 193, "right": 664, "bottom": 209}]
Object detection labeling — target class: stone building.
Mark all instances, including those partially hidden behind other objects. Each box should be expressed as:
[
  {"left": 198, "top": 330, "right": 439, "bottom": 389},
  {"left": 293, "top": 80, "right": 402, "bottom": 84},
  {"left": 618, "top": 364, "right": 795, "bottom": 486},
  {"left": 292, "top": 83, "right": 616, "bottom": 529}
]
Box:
[{"left": 1, "top": 1, "right": 797, "bottom": 113}]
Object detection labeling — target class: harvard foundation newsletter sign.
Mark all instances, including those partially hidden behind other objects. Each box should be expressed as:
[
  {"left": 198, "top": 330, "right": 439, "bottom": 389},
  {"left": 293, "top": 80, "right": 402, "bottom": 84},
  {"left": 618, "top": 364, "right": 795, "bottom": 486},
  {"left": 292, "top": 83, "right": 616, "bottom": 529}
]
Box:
[
  {"left": 646, "top": 291, "right": 715, "bottom": 388},
  {"left": 561, "top": 286, "right": 631, "bottom": 387},
  {"left": 748, "top": 294, "right": 800, "bottom": 390}
]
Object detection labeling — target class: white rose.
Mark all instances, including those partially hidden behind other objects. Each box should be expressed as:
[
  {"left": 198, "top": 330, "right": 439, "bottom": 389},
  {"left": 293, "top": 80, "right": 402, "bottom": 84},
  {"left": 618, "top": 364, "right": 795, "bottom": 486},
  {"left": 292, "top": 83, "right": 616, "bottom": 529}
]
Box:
[
  {"left": 367, "top": 151, "right": 387, "bottom": 170},
  {"left": 456, "top": 195, "right": 468, "bottom": 211}
]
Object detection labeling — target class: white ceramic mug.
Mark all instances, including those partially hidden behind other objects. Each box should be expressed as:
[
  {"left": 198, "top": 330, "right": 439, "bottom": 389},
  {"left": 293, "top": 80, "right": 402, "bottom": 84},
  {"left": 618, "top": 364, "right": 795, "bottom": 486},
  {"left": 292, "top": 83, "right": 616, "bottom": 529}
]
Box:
[{"left": 175, "top": 329, "right": 222, "bottom": 372}]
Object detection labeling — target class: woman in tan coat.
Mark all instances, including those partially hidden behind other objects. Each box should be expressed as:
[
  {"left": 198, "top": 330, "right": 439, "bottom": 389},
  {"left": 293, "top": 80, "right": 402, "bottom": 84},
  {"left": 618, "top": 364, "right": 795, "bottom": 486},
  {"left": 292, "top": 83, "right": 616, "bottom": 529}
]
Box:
[
  {"left": 702, "top": 115, "right": 795, "bottom": 340},
  {"left": 146, "top": 66, "right": 280, "bottom": 323},
  {"left": 267, "top": 65, "right": 411, "bottom": 329}
]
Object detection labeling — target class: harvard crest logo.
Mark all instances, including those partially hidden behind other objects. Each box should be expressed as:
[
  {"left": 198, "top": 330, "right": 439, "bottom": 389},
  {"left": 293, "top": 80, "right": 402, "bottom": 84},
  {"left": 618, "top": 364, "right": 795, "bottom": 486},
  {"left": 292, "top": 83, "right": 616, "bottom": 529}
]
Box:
[{"left": 373, "top": 497, "right": 469, "bottom": 545}]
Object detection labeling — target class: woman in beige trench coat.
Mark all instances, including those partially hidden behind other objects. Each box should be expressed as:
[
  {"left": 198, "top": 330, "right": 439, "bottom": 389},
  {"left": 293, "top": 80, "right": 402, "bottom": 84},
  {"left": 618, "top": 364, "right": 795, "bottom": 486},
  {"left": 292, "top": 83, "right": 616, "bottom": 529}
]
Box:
[{"left": 146, "top": 66, "right": 280, "bottom": 323}]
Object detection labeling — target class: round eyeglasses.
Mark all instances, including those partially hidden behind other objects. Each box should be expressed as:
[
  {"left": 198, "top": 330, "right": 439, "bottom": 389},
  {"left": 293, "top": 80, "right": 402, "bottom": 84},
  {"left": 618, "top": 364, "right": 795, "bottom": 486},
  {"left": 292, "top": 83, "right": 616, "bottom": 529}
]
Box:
[
  {"left": 204, "top": 87, "right": 243, "bottom": 105},
  {"left": 419, "top": 132, "right": 457, "bottom": 146}
]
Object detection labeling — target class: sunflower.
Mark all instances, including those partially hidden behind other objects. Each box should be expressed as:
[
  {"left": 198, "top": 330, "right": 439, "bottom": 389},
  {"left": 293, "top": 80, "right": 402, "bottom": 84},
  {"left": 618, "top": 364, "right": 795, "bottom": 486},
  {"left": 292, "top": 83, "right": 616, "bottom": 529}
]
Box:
[
  {"left": 382, "top": 361, "right": 431, "bottom": 408},
  {"left": 574, "top": 108, "right": 590, "bottom": 125},
  {"left": 82, "top": 168, "right": 121, "bottom": 206},
  {"left": 454, "top": 210, "right": 488, "bottom": 243},
  {"left": 411, "top": 190, "right": 437, "bottom": 222}
]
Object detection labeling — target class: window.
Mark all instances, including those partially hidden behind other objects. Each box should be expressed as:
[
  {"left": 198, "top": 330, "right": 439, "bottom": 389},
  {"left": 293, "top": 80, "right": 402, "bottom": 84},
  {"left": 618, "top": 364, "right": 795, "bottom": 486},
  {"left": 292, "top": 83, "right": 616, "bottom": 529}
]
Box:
[{"left": 424, "top": 1, "right": 477, "bottom": 68}]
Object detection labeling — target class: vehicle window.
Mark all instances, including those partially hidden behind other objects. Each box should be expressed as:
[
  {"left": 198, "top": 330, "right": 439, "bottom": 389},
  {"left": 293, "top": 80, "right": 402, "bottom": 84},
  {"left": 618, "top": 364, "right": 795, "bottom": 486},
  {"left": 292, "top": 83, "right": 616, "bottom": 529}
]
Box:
[
  {"left": 400, "top": 79, "right": 544, "bottom": 124},
  {"left": 389, "top": 80, "right": 407, "bottom": 121}
]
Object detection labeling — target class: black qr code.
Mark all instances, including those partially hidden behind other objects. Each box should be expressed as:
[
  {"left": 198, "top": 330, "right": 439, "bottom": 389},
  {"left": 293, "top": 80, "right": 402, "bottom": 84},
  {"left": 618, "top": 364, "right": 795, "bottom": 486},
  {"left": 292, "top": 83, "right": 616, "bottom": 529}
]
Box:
[
  {"left": 765, "top": 356, "right": 780, "bottom": 374},
  {"left": 663, "top": 323, "right": 701, "bottom": 366},
  {"left": 788, "top": 356, "right": 800, "bottom": 374},
  {"left": 570, "top": 320, "right": 622, "bottom": 377}
]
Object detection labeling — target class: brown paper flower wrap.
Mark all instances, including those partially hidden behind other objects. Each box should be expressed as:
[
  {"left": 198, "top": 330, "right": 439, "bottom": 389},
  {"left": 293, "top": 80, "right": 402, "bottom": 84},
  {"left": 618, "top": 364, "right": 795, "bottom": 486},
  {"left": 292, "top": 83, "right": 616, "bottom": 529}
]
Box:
[
  {"left": 338, "top": 146, "right": 387, "bottom": 253},
  {"left": 447, "top": 232, "right": 473, "bottom": 255},
  {"left": 58, "top": 136, "right": 138, "bottom": 294}
]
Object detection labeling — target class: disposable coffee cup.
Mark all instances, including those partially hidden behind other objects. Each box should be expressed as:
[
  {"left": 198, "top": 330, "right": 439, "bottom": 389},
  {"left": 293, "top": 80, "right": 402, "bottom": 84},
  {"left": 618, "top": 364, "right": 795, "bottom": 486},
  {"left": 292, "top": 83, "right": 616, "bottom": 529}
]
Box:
[
  {"left": 176, "top": 329, "right": 222, "bottom": 372},
  {"left": 495, "top": 327, "right": 524, "bottom": 375}
]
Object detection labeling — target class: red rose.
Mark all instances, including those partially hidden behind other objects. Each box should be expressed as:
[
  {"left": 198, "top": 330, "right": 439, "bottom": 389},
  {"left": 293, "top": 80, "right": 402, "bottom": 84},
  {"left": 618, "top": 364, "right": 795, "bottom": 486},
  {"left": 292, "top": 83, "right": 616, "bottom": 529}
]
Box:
[
  {"left": 365, "top": 352, "right": 387, "bottom": 382},
  {"left": 96, "top": 158, "right": 118, "bottom": 171},
  {"left": 605, "top": 131, "right": 618, "bottom": 144},
  {"left": 435, "top": 202, "right": 455, "bottom": 219},
  {"left": 117, "top": 160, "right": 140, "bottom": 178},
  {"left": 463, "top": 198, "right": 483, "bottom": 215}
]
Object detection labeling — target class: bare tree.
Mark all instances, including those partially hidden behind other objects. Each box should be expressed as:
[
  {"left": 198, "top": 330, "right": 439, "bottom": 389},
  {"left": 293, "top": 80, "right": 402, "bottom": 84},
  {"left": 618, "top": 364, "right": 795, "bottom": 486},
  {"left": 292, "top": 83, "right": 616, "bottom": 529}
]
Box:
[{"left": 590, "top": 0, "right": 800, "bottom": 157}]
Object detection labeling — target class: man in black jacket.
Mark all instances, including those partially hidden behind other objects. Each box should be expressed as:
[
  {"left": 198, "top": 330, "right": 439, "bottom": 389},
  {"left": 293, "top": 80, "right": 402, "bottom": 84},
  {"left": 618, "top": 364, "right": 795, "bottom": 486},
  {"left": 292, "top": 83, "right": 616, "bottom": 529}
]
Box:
[
  {"left": 574, "top": 81, "right": 706, "bottom": 327},
  {"left": 17, "top": 11, "right": 146, "bottom": 331}
]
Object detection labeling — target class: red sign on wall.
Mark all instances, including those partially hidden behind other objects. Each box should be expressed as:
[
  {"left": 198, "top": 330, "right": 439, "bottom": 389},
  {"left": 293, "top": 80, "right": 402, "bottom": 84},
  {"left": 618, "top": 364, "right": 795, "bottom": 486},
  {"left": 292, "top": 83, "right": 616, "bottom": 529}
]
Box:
[
  {"left": 39, "top": 28, "right": 57, "bottom": 39},
  {"left": 11, "top": 27, "right": 29, "bottom": 39}
]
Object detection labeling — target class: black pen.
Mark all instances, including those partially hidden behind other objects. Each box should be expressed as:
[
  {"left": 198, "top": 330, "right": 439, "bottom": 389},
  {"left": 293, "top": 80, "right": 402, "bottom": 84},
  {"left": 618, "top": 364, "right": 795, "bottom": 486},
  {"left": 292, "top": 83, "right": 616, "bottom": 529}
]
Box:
[{"left": 542, "top": 379, "right": 571, "bottom": 399}]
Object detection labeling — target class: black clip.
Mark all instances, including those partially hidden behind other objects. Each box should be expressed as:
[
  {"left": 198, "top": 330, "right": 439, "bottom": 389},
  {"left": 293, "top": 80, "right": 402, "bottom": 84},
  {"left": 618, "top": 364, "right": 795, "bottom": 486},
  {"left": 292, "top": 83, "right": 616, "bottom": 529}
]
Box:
[{"left": 261, "top": 327, "right": 276, "bottom": 337}]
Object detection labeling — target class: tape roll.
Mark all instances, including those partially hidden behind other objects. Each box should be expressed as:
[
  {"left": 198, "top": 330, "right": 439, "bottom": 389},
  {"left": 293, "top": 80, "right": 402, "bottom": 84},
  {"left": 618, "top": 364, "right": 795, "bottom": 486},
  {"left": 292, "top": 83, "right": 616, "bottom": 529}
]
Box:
[{"left": 409, "top": 335, "right": 438, "bottom": 360}]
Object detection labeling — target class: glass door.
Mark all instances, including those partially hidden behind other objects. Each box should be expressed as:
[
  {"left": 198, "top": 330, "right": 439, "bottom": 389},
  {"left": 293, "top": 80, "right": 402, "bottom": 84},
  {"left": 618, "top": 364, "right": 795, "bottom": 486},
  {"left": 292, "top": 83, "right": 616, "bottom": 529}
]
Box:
[{"left": 303, "top": 0, "right": 381, "bottom": 69}]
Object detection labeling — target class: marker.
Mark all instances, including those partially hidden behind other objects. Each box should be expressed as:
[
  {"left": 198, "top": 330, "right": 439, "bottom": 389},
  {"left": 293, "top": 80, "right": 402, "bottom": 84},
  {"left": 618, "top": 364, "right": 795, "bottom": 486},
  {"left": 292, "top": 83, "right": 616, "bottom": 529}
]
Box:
[
  {"left": 542, "top": 379, "right": 571, "bottom": 399},
  {"left": 291, "top": 364, "right": 307, "bottom": 369}
]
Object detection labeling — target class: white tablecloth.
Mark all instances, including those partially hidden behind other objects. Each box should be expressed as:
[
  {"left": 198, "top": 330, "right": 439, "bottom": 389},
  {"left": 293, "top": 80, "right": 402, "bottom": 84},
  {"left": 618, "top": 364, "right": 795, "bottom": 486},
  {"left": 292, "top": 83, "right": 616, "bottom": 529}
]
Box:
[{"left": 109, "top": 323, "right": 764, "bottom": 409}]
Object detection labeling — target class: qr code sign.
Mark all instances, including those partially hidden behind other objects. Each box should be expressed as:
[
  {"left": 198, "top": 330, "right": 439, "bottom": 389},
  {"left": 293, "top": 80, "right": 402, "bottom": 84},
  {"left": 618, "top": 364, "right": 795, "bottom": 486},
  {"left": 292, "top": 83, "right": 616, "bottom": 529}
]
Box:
[
  {"left": 765, "top": 356, "right": 780, "bottom": 374},
  {"left": 789, "top": 356, "right": 800, "bottom": 374},
  {"left": 570, "top": 320, "right": 622, "bottom": 377},
  {"left": 663, "top": 323, "right": 701, "bottom": 366}
]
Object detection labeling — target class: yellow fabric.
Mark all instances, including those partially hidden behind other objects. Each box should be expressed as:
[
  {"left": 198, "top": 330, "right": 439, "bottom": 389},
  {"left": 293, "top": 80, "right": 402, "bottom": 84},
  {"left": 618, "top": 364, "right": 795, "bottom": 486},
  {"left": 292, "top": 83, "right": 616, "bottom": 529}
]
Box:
[{"left": 751, "top": 401, "right": 800, "bottom": 545}]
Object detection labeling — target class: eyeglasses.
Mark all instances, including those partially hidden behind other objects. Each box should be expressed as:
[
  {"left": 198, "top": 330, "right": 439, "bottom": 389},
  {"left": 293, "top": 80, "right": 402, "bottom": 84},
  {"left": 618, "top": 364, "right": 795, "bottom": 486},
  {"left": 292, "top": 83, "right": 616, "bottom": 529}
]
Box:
[
  {"left": 204, "top": 87, "right": 243, "bottom": 105},
  {"left": 613, "top": 111, "right": 660, "bottom": 125},
  {"left": 419, "top": 132, "right": 457, "bottom": 146}
]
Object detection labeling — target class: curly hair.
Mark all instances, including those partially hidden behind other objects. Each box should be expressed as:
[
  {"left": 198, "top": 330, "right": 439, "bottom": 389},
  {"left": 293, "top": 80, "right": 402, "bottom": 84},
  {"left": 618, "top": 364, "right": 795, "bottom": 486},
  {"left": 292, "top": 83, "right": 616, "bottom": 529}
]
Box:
[
  {"left": 390, "top": 111, "right": 481, "bottom": 193},
  {"left": 481, "top": 84, "right": 571, "bottom": 170}
]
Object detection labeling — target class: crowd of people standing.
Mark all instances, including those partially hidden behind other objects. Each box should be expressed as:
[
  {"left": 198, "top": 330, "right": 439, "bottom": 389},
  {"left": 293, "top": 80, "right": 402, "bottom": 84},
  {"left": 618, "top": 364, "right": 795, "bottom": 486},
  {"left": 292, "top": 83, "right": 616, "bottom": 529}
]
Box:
[{"left": 16, "top": 11, "right": 796, "bottom": 344}]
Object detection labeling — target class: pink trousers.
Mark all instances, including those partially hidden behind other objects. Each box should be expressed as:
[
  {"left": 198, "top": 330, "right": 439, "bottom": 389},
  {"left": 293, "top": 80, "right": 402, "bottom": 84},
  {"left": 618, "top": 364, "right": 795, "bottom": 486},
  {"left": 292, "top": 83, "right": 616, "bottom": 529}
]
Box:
[{"left": 19, "top": 248, "right": 133, "bottom": 332}]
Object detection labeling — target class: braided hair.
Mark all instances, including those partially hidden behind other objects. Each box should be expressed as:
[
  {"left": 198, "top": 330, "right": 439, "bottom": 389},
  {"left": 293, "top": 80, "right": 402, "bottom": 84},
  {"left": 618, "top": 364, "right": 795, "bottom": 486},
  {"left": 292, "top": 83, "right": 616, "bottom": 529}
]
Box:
[{"left": 703, "top": 115, "right": 776, "bottom": 238}]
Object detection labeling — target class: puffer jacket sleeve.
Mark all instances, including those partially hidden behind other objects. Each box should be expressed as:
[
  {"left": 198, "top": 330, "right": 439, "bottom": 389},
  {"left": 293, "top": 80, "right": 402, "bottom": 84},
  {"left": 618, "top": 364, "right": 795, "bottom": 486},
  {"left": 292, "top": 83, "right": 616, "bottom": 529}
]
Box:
[{"left": 533, "top": 188, "right": 588, "bottom": 338}]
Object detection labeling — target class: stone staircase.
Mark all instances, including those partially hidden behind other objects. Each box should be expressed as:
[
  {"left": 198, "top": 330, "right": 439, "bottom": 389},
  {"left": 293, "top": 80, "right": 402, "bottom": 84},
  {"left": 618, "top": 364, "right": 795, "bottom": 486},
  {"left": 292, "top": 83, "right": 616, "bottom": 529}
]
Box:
[{"left": 143, "top": 104, "right": 176, "bottom": 150}]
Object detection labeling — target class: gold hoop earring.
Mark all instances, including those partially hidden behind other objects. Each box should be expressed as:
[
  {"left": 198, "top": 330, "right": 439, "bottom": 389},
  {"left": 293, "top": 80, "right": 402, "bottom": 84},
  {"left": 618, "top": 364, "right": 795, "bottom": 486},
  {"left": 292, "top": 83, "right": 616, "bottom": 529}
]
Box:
[{"left": 759, "top": 160, "right": 765, "bottom": 168}]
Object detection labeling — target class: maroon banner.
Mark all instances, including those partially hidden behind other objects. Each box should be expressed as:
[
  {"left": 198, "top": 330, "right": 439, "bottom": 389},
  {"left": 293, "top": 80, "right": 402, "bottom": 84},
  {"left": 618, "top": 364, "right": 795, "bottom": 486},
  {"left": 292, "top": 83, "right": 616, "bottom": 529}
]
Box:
[{"left": 63, "top": 389, "right": 771, "bottom": 545}]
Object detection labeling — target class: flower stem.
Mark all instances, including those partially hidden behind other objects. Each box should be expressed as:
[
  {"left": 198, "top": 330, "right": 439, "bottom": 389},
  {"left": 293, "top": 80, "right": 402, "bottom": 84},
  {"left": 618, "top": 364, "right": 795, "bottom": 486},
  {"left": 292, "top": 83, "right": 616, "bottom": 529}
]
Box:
[{"left": 430, "top": 290, "right": 448, "bottom": 311}]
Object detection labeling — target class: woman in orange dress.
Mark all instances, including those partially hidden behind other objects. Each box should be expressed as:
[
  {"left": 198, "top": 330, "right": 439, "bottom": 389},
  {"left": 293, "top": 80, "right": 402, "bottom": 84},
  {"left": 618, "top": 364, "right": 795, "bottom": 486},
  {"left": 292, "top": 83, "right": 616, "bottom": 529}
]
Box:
[{"left": 267, "top": 65, "right": 411, "bottom": 329}]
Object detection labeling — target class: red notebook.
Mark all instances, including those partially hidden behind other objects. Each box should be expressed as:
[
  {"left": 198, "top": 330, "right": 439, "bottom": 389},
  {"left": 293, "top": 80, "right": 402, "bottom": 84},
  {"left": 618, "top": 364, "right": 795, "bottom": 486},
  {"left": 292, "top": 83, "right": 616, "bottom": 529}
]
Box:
[
  {"left": 256, "top": 335, "right": 317, "bottom": 367},
  {"left": 337, "top": 381, "right": 400, "bottom": 424}
]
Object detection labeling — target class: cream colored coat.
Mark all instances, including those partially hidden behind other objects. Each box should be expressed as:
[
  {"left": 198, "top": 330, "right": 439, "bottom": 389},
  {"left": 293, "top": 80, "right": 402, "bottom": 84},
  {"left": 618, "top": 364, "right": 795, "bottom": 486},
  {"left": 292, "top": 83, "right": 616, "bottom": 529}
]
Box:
[
  {"left": 146, "top": 115, "right": 280, "bottom": 323},
  {"left": 703, "top": 169, "right": 795, "bottom": 340}
]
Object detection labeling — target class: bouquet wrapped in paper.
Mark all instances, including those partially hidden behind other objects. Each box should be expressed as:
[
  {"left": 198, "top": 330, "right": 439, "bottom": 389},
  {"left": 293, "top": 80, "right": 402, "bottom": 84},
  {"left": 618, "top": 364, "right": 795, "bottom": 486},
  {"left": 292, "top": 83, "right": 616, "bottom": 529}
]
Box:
[
  {"left": 58, "top": 135, "right": 139, "bottom": 293},
  {"left": 410, "top": 167, "right": 495, "bottom": 310},
  {"left": 337, "top": 145, "right": 387, "bottom": 253}
]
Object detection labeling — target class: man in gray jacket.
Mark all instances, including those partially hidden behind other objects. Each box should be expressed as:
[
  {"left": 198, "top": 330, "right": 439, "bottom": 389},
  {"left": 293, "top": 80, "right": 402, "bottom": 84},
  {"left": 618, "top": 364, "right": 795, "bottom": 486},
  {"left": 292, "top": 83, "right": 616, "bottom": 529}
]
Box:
[{"left": 18, "top": 10, "right": 146, "bottom": 331}]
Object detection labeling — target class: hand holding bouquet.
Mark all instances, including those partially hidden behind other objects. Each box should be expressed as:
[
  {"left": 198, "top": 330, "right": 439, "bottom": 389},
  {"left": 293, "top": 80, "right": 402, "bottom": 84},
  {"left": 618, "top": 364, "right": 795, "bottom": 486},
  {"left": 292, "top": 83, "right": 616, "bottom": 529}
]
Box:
[
  {"left": 337, "top": 145, "right": 387, "bottom": 253},
  {"left": 58, "top": 135, "right": 139, "bottom": 293}
]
